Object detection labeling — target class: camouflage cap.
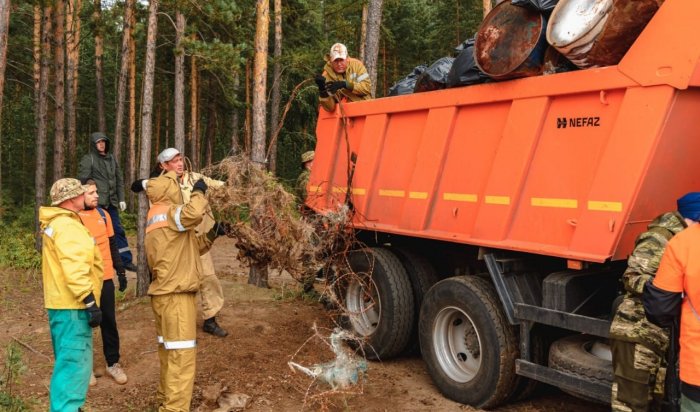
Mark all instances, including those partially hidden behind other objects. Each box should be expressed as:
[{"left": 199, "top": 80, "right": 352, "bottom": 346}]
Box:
[
  {"left": 50, "top": 178, "right": 86, "bottom": 206},
  {"left": 301, "top": 150, "right": 315, "bottom": 164}
]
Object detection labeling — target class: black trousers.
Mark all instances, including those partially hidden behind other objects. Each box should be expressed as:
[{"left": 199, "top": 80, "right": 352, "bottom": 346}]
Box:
[{"left": 99, "top": 279, "right": 120, "bottom": 366}]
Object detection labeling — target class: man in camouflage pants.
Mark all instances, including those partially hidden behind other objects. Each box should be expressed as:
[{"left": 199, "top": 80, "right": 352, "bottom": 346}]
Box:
[{"left": 610, "top": 194, "right": 700, "bottom": 412}]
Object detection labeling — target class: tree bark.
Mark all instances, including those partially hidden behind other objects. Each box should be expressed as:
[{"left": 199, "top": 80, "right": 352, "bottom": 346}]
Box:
[
  {"left": 359, "top": 3, "right": 367, "bottom": 62},
  {"left": 53, "top": 0, "right": 66, "bottom": 182},
  {"left": 230, "top": 72, "right": 240, "bottom": 154},
  {"left": 113, "top": 0, "right": 134, "bottom": 165},
  {"left": 0, "top": 0, "right": 10, "bottom": 208},
  {"left": 483, "top": 0, "right": 492, "bottom": 17},
  {"left": 65, "top": 0, "right": 80, "bottom": 175},
  {"left": 137, "top": 0, "right": 159, "bottom": 297},
  {"left": 268, "top": 0, "right": 282, "bottom": 173},
  {"left": 364, "top": 0, "right": 383, "bottom": 98},
  {"left": 93, "top": 0, "right": 105, "bottom": 133},
  {"left": 244, "top": 58, "right": 251, "bottom": 154},
  {"left": 126, "top": 14, "right": 136, "bottom": 207},
  {"left": 248, "top": 0, "right": 270, "bottom": 288},
  {"left": 204, "top": 86, "right": 216, "bottom": 167},
  {"left": 35, "top": 4, "right": 53, "bottom": 251},
  {"left": 173, "top": 10, "right": 185, "bottom": 154},
  {"left": 189, "top": 50, "right": 199, "bottom": 169}
]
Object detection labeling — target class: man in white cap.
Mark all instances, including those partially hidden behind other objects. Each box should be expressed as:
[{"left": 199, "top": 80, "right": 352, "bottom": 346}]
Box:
[
  {"left": 133, "top": 148, "right": 229, "bottom": 337},
  {"left": 315, "top": 42, "right": 372, "bottom": 112},
  {"left": 39, "top": 178, "right": 104, "bottom": 412}
]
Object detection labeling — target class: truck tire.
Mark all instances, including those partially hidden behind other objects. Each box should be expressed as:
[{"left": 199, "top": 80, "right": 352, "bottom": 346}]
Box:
[
  {"left": 391, "top": 247, "right": 439, "bottom": 355},
  {"left": 419, "top": 276, "right": 518, "bottom": 409},
  {"left": 548, "top": 334, "right": 613, "bottom": 403},
  {"left": 337, "top": 247, "right": 415, "bottom": 360}
]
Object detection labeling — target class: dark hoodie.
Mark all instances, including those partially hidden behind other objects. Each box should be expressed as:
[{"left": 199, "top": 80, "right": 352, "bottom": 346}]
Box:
[{"left": 78, "top": 132, "right": 125, "bottom": 208}]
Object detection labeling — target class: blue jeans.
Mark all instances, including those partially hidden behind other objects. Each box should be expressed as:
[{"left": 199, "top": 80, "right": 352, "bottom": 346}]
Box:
[
  {"left": 105, "top": 204, "right": 133, "bottom": 265},
  {"left": 48, "top": 309, "right": 93, "bottom": 412}
]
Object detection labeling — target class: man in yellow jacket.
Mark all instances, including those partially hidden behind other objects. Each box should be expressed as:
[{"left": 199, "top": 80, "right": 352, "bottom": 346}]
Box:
[
  {"left": 315, "top": 42, "right": 372, "bottom": 112},
  {"left": 133, "top": 147, "right": 228, "bottom": 337},
  {"left": 144, "top": 163, "right": 211, "bottom": 412},
  {"left": 39, "top": 178, "right": 104, "bottom": 412}
]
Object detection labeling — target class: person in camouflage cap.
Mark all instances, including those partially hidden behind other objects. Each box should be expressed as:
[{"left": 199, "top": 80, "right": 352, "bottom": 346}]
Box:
[
  {"left": 610, "top": 194, "right": 700, "bottom": 412},
  {"left": 296, "top": 150, "right": 314, "bottom": 204}
]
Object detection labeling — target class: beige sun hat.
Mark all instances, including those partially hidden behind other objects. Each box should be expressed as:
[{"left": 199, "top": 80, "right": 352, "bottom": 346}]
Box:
[{"left": 50, "top": 178, "right": 86, "bottom": 206}]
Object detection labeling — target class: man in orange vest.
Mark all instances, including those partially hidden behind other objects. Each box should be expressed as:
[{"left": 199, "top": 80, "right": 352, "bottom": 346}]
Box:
[
  {"left": 315, "top": 42, "right": 372, "bottom": 112},
  {"left": 143, "top": 164, "right": 211, "bottom": 411},
  {"left": 644, "top": 192, "right": 700, "bottom": 411},
  {"left": 78, "top": 179, "right": 128, "bottom": 386}
]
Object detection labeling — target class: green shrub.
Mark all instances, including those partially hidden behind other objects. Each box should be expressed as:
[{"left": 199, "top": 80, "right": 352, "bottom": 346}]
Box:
[
  {"left": 0, "top": 342, "right": 30, "bottom": 412},
  {"left": 0, "top": 206, "right": 40, "bottom": 270}
]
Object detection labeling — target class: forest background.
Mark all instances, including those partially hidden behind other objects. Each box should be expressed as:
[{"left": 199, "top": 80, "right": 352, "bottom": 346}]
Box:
[{"left": 0, "top": 0, "right": 489, "bottom": 269}]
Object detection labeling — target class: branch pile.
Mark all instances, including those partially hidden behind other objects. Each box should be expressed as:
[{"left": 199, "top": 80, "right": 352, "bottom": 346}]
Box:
[{"left": 203, "top": 155, "right": 353, "bottom": 282}]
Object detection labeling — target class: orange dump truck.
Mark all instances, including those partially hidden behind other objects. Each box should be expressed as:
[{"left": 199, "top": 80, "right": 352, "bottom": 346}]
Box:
[{"left": 306, "top": 0, "right": 700, "bottom": 408}]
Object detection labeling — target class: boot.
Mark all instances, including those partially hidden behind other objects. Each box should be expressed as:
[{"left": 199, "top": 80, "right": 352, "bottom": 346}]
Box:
[{"left": 203, "top": 317, "right": 228, "bottom": 337}]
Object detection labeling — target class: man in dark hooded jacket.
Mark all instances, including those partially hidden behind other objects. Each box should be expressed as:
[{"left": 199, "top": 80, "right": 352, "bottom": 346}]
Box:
[{"left": 78, "top": 132, "right": 136, "bottom": 272}]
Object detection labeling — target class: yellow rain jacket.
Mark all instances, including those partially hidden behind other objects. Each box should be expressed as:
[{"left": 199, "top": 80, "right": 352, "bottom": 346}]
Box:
[
  {"left": 39, "top": 207, "right": 103, "bottom": 309},
  {"left": 145, "top": 171, "right": 209, "bottom": 296},
  {"left": 320, "top": 57, "right": 372, "bottom": 112}
]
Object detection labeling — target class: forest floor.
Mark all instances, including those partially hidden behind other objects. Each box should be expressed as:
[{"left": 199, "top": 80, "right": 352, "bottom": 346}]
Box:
[{"left": 0, "top": 237, "right": 608, "bottom": 412}]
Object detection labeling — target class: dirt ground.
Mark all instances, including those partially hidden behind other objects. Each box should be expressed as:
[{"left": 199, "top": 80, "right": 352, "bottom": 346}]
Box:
[{"left": 0, "top": 237, "right": 608, "bottom": 411}]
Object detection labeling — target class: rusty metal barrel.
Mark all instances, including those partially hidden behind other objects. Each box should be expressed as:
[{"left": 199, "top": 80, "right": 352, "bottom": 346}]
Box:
[
  {"left": 475, "top": 1, "right": 548, "bottom": 80},
  {"left": 547, "top": 0, "right": 662, "bottom": 68}
]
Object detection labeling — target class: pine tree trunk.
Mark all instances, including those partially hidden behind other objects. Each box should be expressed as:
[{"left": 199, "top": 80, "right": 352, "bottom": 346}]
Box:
[
  {"left": 65, "top": 0, "right": 80, "bottom": 175},
  {"left": 230, "top": 73, "right": 240, "bottom": 154},
  {"left": 93, "top": 0, "right": 105, "bottom": 134},
  {"left": 189, "top": 51, "right": 199, "bottom": 169},
  {"left": 33, "top": 5, "right": 41, "bottom": 121},
  {"left": 0, "top": 0, "right": 10, "bottom": 208},
  {"left": 364, "top": 0, "right": 383, "bottom": 98},
  {"left": 126, "top": 18, "right": 136, "bottom": 207},
  {"left": 204, "top": 88, "right": 216, "bottom": 167},
  {"left": 35, "top": 5, "right": 53, "bottom": 251},
  {"left": 268, "top": 0, "right": 282, "bottom": 174},
  {"left": 113, "top": 0, "right": 133, "bottom": 165},
  {"left": 53, "top": 0, "right": 66, "bottom": 182},
  {"left": 359, "top": 3, "right": 367, "bottom": 62},
  {"left": 137, "top": 0, "right": 159, "bottom": 297},
  {"left": 244, "top": 58, "right": 251, "bottom": 153},
  {"left": 173, "top": 10, "right": 185, "bottom": 153},
  {"left": 248, "top": 0, "right": 270, "bottom": 288},
  {"left": 483, "top": 0, "right": 492, "bottom": 17}
]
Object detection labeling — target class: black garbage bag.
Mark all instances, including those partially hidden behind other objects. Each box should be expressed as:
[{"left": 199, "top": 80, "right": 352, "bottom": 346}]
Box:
[
  {"left": 413, "top": 57, "right": 454, "bottom": 94},
  {"left": 388, "top": 65, "right": 427, "bottom": 96},
  {"left": 511, "top": 0, "right": 558, "bottom": 12},
  {"left": 447, "top": 38, "right": 490, "bottom": 88}
]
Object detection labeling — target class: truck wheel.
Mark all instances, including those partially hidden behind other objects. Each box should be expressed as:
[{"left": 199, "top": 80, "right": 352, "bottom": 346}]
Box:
[
  {"left": 548, "top": 334, "right": 613, "bottom": 403},
  {"left": 338, "top": 247, "right": 415, "bottom": 360},
  {"left": 391, "top": 247, "right": 439, "bottom": 355},
  {"left": 419, "top": 276, "right": 518, "bottom": 409}
]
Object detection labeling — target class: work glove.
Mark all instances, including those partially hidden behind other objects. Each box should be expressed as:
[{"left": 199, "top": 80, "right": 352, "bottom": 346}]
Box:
[
  {"left": 119, "top": 201, "right": 127, "bottom": 212},
  {"left": 131, "top": 179, "right": 147, "bottom": 193},
  {"left": 83, "top": 293, "right": 102, "bottom": 328},
  {"left": 315, "top": 75, "right": 329, "bottom": 98},
  {"left": 327, "top": 80, "right": 348, "bottom": 94},
  {"left": 117, "top": 271, "right": 127, "bottom": 292},
  {"left": 206, "top": 221, "right": 229, "bottom": 242},
  {"left": 193, "top": 178, "right": 208, "bottom": 194}
]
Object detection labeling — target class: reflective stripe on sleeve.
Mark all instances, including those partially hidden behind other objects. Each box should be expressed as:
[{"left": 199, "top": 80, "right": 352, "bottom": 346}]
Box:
[
  {"left": 174, "top": 206, "right": 186, "bottom": 232},
  {"left": 118, "top": 246, "right": 131, "bottom": 253},
  {"left": 147, "top": 213, "right": 168, "bottom": 228},
  {"left": 163, "top": 339, "right": 196, "bottom": 350},
  {"left": 356, "top": 73, "right": 369, "bottom": 82}
]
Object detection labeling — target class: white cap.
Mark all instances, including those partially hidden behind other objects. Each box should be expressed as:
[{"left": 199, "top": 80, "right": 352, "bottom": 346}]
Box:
[
  {"left": 157, "top": 147, "right": 181, "bottom": 163},
  {"left": 329, "top": 43, "right": 348, "bottom": 61}
]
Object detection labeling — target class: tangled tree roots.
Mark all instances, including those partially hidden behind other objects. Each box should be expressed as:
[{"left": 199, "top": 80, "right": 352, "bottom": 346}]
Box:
[{"left": 203, "top": 155, "right": 354, "bottom": 283}]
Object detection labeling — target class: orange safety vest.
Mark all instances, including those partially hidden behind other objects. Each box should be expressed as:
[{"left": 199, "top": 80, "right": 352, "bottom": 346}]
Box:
[{"left": 146, "top": 204, "right": 170, "bottom": 234}]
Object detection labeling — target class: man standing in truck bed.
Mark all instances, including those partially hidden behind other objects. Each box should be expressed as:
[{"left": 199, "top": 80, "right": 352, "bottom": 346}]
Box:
[
  {"left": 610, "top": 193, "right": 700, "bottom": 411},
  {"left": 315, "top": 43, "right": 372, "bottom": 112}
]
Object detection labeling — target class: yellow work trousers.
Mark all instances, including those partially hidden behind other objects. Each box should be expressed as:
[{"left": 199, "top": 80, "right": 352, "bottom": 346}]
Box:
[
  {"left": 152, "top": 293, "right": 197, "bottom": 412},
  {"left": 197, "top": 251, "right": 224, "bottom": 320}
]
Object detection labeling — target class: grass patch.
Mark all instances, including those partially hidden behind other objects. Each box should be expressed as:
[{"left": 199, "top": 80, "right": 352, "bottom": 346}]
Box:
[
  {"left": 0, "top": 342, "right": 32, "bottom": 411},
  {"left": 0, "top": 206, "right": 40, "bottom": 270}
]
